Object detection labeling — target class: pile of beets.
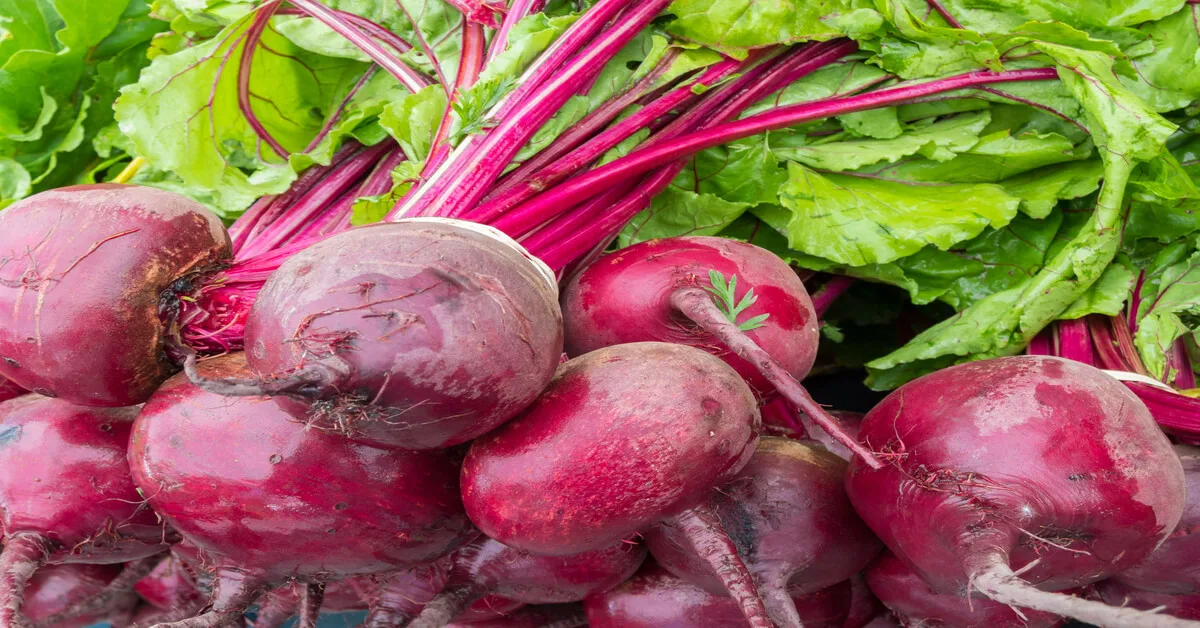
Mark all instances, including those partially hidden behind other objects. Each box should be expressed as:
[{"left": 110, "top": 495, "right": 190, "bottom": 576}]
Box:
[{"left": 0, "top": 182, "right": 1197, "bottom": 628}]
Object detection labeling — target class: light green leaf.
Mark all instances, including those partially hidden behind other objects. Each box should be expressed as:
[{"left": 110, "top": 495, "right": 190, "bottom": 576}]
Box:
[
  {"left": 665, "top": 0, "right": 881, "bottom": 54},
  {"left": 618, "top": 187, "right": 751, "bottom": 247}
]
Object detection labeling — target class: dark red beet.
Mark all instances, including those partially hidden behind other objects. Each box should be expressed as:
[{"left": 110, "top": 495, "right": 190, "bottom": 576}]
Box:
[
  {"left": 843, "top": 573, "right": 886, "bottom": 628},
  {"left": 866, "top": 552, "right": 1066, "bottom": 628},
  {"left": 195, "top": 219, "right": 562, "bottom": 450},
  {"left": 0, "top": 395, "right": 168, "bottom": 625},
  {"left": 462, "top": 342, "right": 772, "bottom": 626},
  {"left": 129, "top": 353, "right": 474, "bottom": 626},
  {"left": 22, "top": 563, "right": 126, "bottom": 628},
  {"left": 645, "top": 436, "right": 881, "bottom": 627},
  {"left": 134, "top": 554, "right": 203, "bottom": 613},
  {"left": 0, "top": 184, "right": 230, "bottom": 406},
  {"left": 562, "top": 236, "right": 879, "bottom": 467},
  {"left": 404, "top": 536, "right": 645, "bottom": 628},
  {"left": 446, "top": 603, "right": 586, "bottom": 627},
  {"left": 584, "top": 564, "right": 851, "bottom": 628},
  {"left": 1097, "top": 580, "right": 1200, "bottom": 621},
  {"left": 1113, "top": 445, "right": 1200, "bottom": 595},
  {"left": 252, "top": 579, "right": 367, "bottom": 628},
  {"left": 0, "top": 378, "right": 23, "bottom": 404},
  {"left": 846, "top": 356, "right": 1191, "bottom": 628},
  {"left": 350, "top": 560, "right": 451, "bottom": 627},
  {"left": 454, "top": 595, "right": 527, "bottom": 623}
]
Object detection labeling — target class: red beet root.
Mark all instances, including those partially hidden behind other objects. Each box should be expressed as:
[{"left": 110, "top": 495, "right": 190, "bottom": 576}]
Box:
[
  {"left": 1113, "top": 445, "right": 1200, "bottom": 595},
  {"left": 134, "top": 554, "right": 203, "bottom": 613},
  {"left": 130, "top": 353, "right": 474, "bottom": 626},
  {"left": 462, "top": 342, "right": 771, "bottom": 626},
  {"left": 191, "top": 219, "right": 563, "bottom": 450},
  {"left": 23, "top": 563, "right": 127, "bottom": 628},
  {"left": 405, "top": 536, "right": 646, "bottom": 628},
  {"left": 0, "top": 379, "right": 23, "bottom": 404},
  {"left": 846, "top": 356, "right": 1191, "bottom": 627},
  {"left": 0, "top": 395, "right": 168, "bottom": 625},
  {"left": 562, "top": 236, "right": 879, "bottom": 467},
  {"left": 646, "top": 437, "right": 881, "bottom": 627},
  {"left": 0, "top": 184, "right": 230, "bottom": 406},
  {"left": 866, "top": 552, "right": 1067, "bottom": 628},
  {"left": 843, "top": 573, "right": 886, "bottom": 628},
  {"left": 1097, "top": 580, "right": 1200, "bottom": 621},
  {"left": 252, "top": 579, "right": 367, "bottom": 628},
  {"left": 584, "top": 564, "right": 852, "bottom": 628},
  {"left": 446, "top": 603, "right": 586, "bottom": 627}
]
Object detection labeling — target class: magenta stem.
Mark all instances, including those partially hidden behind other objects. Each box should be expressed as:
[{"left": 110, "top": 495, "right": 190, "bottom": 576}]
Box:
[
  {"left": 811, "top": 275, "right": 855, "bottom": 318},
  {"left": 926, "top": 0, "right": 965, "bottom": 28},
  {"left": 303, "top": 66, "right": 379, "bottom": 154},
  {"left": 486, "top": 0, "right": 536, "bottom": 62},
  {"left": 386, "top": 0, "right": 660, "bottom": 220},
  {"left": 476, "top": 56, "right": 746, "bottom": 221},
  {"left": 238, "top": 1, "right": 287, "bottom": 158},
  {"left": 288, "top": 0, "right": 431, "bottom": 92},
  {"left": 503, "top": 67, "right": 1058, "bottom": 229}
]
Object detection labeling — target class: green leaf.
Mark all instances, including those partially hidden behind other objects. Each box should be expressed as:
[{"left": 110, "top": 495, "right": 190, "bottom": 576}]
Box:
[
  {"left": 1122, "top": 5, "right": 1200, "bottom": 112},
  {"left": 665, "top": 0, "right": 882, "bottom": 54},
  {"left": 618, "top": 187, "right": 751, "bottom": 247},
  {"left": 115, "top": 8, "right": 368, "bottom": 200},
  {"left": 0, "top": 158, "right": 31, "bottom": 209},
  {"left": 766, "top": 162, "right": 1022, "bottom": 266},
  {"left": 1059, "top": 255, "right": 1136, "bottom": 319},
  {"left": 351, "top": 159, "right": 422, "bottom": 225},
  {"left": 777, "top": 111, "right": 991, "bottom": 171},
  {"left": 380, "top": 84, "right": 449, "bottom": 160},
  {"left": 1134, "top": 244, "right": 1200, "bottom": 378},
  {"left": 704, "top": 270, "right": 770, "bottom": 331}
]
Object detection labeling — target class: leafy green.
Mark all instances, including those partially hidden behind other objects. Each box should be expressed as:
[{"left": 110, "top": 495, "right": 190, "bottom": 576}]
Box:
[
  {"left": 704, "top": 270, "right": 770, "bottom": 331},
  {"left": 664, "top": 0, "right": 881, "bottom": 54}
]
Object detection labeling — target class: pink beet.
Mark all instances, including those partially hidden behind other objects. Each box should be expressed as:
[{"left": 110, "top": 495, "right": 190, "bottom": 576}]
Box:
[
  {"left": 1113, "top": 445, "right": 1200, "bottom": 595},
  {"left": 23, "top": 563, "right": 127, "bottom": 628},
  {"left": 1097, "top": 580, "right": 1200, "bottom": 621},
  {"left": 134, "top": 554, "right": 204, "bottom": 614},
  {"left": 846, "top": 356, "right": 1190, "bottom": 628},
  {"left": 562, "top": 236, "right": 880, "bottom": 467},
  {"left": 0, "top": 378, "right": 23, "bottom": 404},
  {"left": 405, "top": 536, "right": 646, "bottom": 628},
  {"left": 252, "top": 579, "right": 367, "bottom": 628},
  {"left": 584, "top": 564, "right": 852, "bottom": 628},
  {"left": 0, "top": 184, "right": 230, "bottom": 406},
  {"left": 0, "top": 395, "right": 168, "bottom": 625},
  {"left": 193, "top": 219, "right": 562, "bottom": 450},
  {"left": 461, "top": 342, "right": 772, "bottom": 626},
  {"left": 129, "top": 353, "right": 474, "bottom": 626},
  {"left": 843, "top": 573, "right": 886, "bottom": 628},
  {"left": 446, "top": 603, "right": 586, "bottom": 627},
  {"left": 866, "top": 552, "right": 1067, "bottom": 627},
  {"left": 645, "top": 436, "right": 881, "bottom": 627}
]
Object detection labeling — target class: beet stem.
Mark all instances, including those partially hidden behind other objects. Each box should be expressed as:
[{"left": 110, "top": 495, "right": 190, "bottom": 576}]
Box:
[
  {"left": 970, "top": 554, "right": 1200, "bottom": 628},
  {"left": 671, "top": 287, "right": 884, "bottom": 469},
  {"left": 759, "top": 571, "right": 804, "bottom": 628},
  {"left": 33, "top": 554, "right": 164, "bottom": 626},
  {"left": 183, "top": 354, "right": 342, "bottom": 399},
  {"left": 0, "top": 534, "right": 50, "bottom": 627},
  {"left": 297, "top": 583, "right": 324, "bottom": 628},
  {"left": 667, "top": 508, "right": 774, "bottom": 628},
  {"left": 406, "top": 584, "right": 482, "bottom": 628}
]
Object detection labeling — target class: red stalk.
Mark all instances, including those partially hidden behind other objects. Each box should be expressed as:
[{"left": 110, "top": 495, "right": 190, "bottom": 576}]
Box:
[{"left": 288, "top": 0, "right": 432, "bottom": 92}]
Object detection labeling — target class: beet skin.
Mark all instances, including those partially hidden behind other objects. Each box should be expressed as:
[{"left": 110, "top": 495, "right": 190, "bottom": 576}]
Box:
[
  {"left": 846, "top": 356, "right": 1189, "bottom": 627},
  {"left": 231, "top": 219, "right": 563, "bottom": 450},
  {"left": 866, "top": 552, "right": 1066, "bottom": 627},
  {"left": 129, "top": 353, "right": 474, "bottom": 624},
  {"left": 0, "top": 184, "right": 230, "bottom": 406},
  {"left": 584, "top": 564, "right": 852, "bottom": 628},
  {"left": 0, "top": 395, "right": 167, "bottom": 624},
  {"left": 1113, "top": 445, "right": 1200, "bottom": 595},
  {"left": 645, "top": 437, "right": 881, "bottom": 627}
]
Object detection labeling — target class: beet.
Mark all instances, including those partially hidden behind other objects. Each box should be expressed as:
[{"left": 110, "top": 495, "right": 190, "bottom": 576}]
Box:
[
  {"left": 845, "top": 356, "right": 1191, "bottom": 627},
  {"left": 404, "top": 536, "right": 645, "bottom": 628},
  {"left": 843, "top": 573, "right": 886, "bottom": 628},
  {"left": 1097, "top": 580, "right": 1200, "bottom": 621},
  {"left": 22, "top": 563, "right": 127, "bottom": 628},
  {"left": 0, "top": 395, "right": 168, "bottom": 625},
  {"left": 190, "top": 219, "right": 562, "bottom": 450},
  {"left": 461, "top": 342, "right": 772, "bottom": 626},
  {"left": 0, "top": 378, "right": 24, "bottom": 404},
  {"left": 584, "top": 564, "right": 852, "bottom": 628},
  {"left": 133, "top": 554, "right": 204, "bottom": 620},
  {"left": 562, "top": 236, "right": 880, "bottom": 467},
  {"left": 252, "top": 579, "right": 367, "bottom": 628},
  {"left": 0, "top": 184, "right": 230, "bottom": 406},
  {"left": 1113, "top": 445, "right": 1200, "bottom": 595},
  {"left": 645, "top": 436, "right": 881, "bottom": 627},
  {"left": 866, "top": 552, "right": 1067, "bottom": 627},
  {"left": 445, "top": 603, "right": 586, "bottom": 627},
  {"left": 129, "top": 353, "right": 474, "bottom": 626}
]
